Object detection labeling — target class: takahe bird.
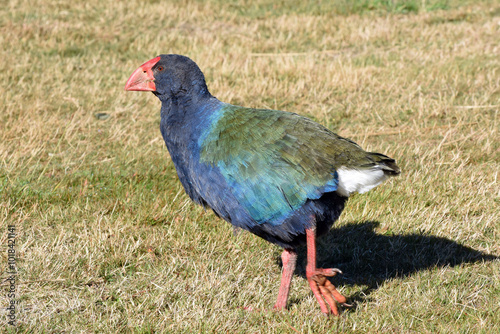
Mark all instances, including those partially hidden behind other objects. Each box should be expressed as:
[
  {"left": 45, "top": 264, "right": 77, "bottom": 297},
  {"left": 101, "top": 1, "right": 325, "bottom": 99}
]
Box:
[{"left": 125, "top": 54, "right": 400, "bottom": 315}]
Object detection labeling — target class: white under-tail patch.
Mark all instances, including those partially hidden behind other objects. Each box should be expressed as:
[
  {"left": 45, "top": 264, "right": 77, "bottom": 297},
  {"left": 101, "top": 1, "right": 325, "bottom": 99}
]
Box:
[{"left": 336, "top": 167, "right": 388, "bottom": 197}]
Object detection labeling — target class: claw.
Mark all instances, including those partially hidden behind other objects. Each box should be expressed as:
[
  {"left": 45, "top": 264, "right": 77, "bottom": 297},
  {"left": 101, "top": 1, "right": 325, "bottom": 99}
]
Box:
[{"left": 316, "top": 268, "right": 343, "bottom": 277}]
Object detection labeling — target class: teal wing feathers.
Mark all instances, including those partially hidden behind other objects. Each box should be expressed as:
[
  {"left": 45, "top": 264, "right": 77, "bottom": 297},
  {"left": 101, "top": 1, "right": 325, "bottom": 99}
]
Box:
[{"left": 198, "top": 104, "right": 382, "bottom": 224}]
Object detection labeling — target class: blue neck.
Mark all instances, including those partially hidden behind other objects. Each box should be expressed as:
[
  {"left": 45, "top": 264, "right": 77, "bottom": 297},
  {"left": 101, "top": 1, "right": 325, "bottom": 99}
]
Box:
[
  {"left": 159, "top": 95, "right": 223, "bottom": 162},
  {"left": 158, "top": 95, "right": 223, "bottom": 205}
]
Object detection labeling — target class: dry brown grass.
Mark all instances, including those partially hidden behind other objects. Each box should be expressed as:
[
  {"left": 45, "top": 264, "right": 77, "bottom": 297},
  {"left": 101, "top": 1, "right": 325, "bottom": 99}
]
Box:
[{"left": 1, "top": 0, "right": 499, "bottom": 332}]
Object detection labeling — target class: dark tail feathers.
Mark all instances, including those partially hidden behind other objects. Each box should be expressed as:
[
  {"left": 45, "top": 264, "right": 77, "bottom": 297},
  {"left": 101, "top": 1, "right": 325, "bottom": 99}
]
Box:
[{"left": 366, "top": 152, "right": 401, "bottom": 176}]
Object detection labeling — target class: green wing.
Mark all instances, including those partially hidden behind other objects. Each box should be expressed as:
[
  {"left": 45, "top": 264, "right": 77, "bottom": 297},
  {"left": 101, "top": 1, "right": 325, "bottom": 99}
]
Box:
[{"left": 199, "top": 104, "right": 384, "bottom": 224}]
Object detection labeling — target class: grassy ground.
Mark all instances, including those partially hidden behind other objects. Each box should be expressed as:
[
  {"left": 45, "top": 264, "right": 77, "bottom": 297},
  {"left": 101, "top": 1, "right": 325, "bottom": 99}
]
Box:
[{"left": 1, "top": 0, "right": 499, "bottom": 332}]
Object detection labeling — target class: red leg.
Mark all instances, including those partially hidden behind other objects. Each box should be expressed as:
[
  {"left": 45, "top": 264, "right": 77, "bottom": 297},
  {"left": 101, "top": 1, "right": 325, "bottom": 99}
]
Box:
[
  {"left": 306, "top": 226, "right": 350, "bottom": 315},
  {"left": 274, "top": 248, "right": 297, "bottom": 310}
]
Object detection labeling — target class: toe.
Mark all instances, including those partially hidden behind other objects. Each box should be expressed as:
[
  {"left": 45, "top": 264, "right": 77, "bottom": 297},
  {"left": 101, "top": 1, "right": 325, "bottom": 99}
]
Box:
[
  {"left": 307, "top": 277, "right": 329, "bottom": 314},
  {"left": 318, "top": 284, "right": 340, "bottom": 315},
  {"left": 323, "top": 279, "right": 347, "bottom": 304}
]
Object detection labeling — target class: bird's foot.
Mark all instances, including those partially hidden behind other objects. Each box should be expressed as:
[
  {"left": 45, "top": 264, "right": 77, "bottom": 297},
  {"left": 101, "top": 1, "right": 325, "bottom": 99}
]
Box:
[{"left": 306, "top": 268, "right": 351, "bottom": 315}]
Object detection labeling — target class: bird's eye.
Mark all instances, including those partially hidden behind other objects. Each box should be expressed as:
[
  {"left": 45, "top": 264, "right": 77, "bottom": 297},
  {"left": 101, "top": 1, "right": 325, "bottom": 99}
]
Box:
[{"left": 157, "top": 66, "right": 164, "bottom": 71}]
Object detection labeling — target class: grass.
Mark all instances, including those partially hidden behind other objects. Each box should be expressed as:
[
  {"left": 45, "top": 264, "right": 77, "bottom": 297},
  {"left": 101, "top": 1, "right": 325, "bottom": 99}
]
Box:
[{"left": 1, "top": 0, "right": 499, "bottom": 332}]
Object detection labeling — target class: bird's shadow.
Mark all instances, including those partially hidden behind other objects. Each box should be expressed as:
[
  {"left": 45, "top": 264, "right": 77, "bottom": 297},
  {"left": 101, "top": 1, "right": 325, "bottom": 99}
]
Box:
[{"left": 281, "top": 221, "right": 498, "bottom": 308}]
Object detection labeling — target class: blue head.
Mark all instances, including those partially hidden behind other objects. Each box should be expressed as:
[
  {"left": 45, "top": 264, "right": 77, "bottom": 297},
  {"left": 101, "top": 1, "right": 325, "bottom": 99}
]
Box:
[{"left": 125, "top": 54, "right": 211, "bottom": 103}]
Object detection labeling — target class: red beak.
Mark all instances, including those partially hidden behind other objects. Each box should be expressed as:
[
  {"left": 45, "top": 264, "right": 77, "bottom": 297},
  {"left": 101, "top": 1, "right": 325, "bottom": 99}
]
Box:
[{"left": 124, "top": 56, "right": 161, "bottom": 91}]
